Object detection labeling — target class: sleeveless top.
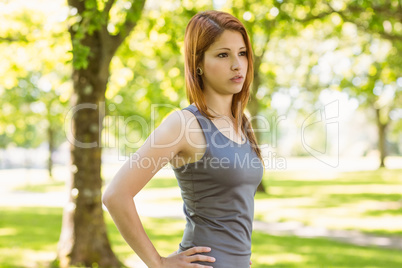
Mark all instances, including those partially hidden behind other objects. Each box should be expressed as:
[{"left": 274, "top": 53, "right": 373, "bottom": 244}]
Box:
[{"left": 172, "top": 104, "right": 264, "bottom": 268}]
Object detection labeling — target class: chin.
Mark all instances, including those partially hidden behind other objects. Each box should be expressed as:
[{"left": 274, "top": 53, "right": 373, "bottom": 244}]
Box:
[{"left": 234, "top": 86, "right": 244, "bottom": 94}]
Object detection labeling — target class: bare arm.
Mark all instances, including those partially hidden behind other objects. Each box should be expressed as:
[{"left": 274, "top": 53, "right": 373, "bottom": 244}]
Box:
[{"left": 102, "top": 111, "right": 215, "bottom": 268}]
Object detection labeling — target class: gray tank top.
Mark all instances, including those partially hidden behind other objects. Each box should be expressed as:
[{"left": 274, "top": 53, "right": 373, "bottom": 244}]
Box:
[{"left": 173, "top": 104, "right": 264, "bottom": 268}]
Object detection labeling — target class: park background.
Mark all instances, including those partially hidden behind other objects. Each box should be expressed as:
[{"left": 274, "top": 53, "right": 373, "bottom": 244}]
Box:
[{"left": 0, "top": 0, "right": 401, "bottom": 267}]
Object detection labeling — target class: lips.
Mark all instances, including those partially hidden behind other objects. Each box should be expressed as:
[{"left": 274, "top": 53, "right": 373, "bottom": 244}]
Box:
[{"left": 230, "top": 74, "right": 244, "bottom": 83}]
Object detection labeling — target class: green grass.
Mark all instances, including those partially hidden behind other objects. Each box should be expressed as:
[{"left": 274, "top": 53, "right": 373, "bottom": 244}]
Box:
[
  {"left": 13, "top": 177, "right": 179, "bottom": 193},
  {"left": 316, "top": 193, "right": 402, "bottom": 207},
  {"left": 0, "top": 207, "right": 62, "bottom": 268},
  {"left": 13, "top": 180, "right": 66, "bottom": 193},
  {"left": 1, "top": 207, "right": 402, "bottom": 268},
  {"left": 364, "top": 208, "right": 402, "bottom": 217},
  {"left": 12, "top": 168, "right": 402, "bottom": 238},
  {"left": 143, "top": 177, "right": 178, "bottom": 189},
  {"left": 251, "top": 231, "right": 402, "bottom": 267},
  {"left": 3, "top": 168, "right": 402, "bottom": 266},
  {"left": 253, "top": 169, "right": 402, "bottom": 237}
]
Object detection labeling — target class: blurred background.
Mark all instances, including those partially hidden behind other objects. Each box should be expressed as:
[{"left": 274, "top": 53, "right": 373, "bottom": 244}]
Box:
[{"left": 0, "top": 0, "right": 401, "bottom": 267}]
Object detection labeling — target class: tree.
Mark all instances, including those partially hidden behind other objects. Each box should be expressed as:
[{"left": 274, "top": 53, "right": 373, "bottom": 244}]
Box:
[
  {"left": 230, "top": 1, "right": 277, "bottom": 192},
  {"left": 238, "top": 0, "right": 402, "bottom": 168},
  {"left": 340, "top": 53, "right": 402, "bottom": 167},
  {"left": 104, "top": 3, "right": 201, "bottom": 157},
  {"left": 306, "top": 0, "right": 402, "bottom": 167},
  {"left": 230, "top": 0, "right": 320, "bottom": 191},
  {"left": 57, "top": 0, "right": 146, "bottom": 267},
  {"left": 331, "top": 0, "right": 402, "bottom": 167},
  {"left": 1, "top": 73, "right": 69, "bottom": 174},
  {"left": 0, "top": 4, "right": 71, "bottom": 175}
]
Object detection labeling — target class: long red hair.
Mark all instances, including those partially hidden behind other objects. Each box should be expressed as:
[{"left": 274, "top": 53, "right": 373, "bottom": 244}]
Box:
[{"left": 184, "top": 10, "right": 263, "bottom": 162}]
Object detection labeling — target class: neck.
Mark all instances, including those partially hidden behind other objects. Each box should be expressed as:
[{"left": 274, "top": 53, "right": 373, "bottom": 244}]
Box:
[{"left": 203, "top": 89, "right": 233, "bottom": 117}]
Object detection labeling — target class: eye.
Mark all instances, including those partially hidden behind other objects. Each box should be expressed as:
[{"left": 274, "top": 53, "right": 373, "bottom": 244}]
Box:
[
  {"left": 239, "top": 51, "right": 247, "bottom": 56},
  {"left": 218, "top": 53, "right": 228, "bottom": 58}
]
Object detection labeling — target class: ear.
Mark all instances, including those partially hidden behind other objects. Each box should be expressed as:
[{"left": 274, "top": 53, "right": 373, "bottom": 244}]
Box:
[{"left": 198, "top": 57, "right": 205, "bottom": 72}]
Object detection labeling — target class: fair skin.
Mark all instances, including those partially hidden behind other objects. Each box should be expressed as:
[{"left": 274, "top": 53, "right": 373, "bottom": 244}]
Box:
[
  {"left": 200, "top": 30, "right": 248, "bottom": 144},
  {"left": 102, "top": 29, "right": 252, "bottom": 268}
]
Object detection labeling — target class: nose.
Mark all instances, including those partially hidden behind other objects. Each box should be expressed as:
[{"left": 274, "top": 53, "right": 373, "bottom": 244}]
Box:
[{"left": 231, "top": 57, "right": 241, "bottom": 71}]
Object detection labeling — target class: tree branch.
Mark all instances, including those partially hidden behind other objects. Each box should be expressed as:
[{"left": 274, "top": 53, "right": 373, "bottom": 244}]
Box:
[
  {"left": 323, "top": 2, "right": 402, "bottom": 42},
  {"left": 372, "top": 30, "right": 402, "bottom": 41},
  {"left": 67, "top": 0, "right": 86, "bottom": 14},
  {"left": 0, "top": 36, "right": 28, "bottom": 43},
  {"left": 118, "top": 0, "right": 146, "bottom": 41},
  {"left": 105, "top": 0, "right": 146, "bottom": 53},
  {"left": 399, "top": 0, "right": 402, "bottom": 14},
  {"left": 97, "top": 0, "right": 146, "bottom": 76},
  {"left": 260, "top": 20, "right": 274, "bottom": 60},
  {"left": 297, "top": 11, "right": 333, "bottom": 24},
  {"left": 103, "top": 0, "right": 116, "bottom": 22},
  {"left": 347, "top": 4, "right": 402, "bottom": 22}
]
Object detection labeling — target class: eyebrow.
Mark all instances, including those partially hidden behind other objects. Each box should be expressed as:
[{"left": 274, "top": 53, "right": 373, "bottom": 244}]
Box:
[{"left": 214, "top": 47, "right": 246, "bottom": 51}]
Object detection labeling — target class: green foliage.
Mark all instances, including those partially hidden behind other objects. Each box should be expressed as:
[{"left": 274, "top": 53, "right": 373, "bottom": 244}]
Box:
[
  {"left": 84, "top": 0, "right": 97, "bottom": 10},
  {"left": 0, "top": 70, "right": 69, "bottom": 149},
  {"left": 68, "top": 1, "right": 104, "bottom": 69},
  {"left": 104, "top": 1, "right": 210, "bottom": 155},
  {"left": 1, "top": 0, "right": 401, "bottom": 156},
  {"left": 0, "top": 1, "right": 71, "bottom": 150},
  {"left": 70, "top": 39, "right": 91, "bottom": 69}
]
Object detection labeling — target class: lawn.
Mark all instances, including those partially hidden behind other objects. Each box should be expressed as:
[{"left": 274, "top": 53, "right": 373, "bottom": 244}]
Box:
[
  {"left": 1, "top": 207, "right": 402, "bottom": 268},
  {"left": 1, "top": 167, "right": 402, "bottom": 267},
  {"left": 254, "top": 168, "right": 402, "bottom": 237}
]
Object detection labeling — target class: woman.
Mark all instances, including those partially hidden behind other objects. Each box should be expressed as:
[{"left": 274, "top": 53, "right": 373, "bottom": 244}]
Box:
[{"left": 103, "top": 10, "right": 264, "bottom": 268}]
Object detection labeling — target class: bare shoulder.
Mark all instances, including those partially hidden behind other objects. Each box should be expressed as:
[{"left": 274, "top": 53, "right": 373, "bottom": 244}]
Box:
[
  {"left": 151, "top": 109, "right": 196, "bottom": 148},
  {"left": 102, "top": 109, "right": 200, "bottom": 199},
  {"left": 165, "top": 109, "right": 207, "bottom": 167},
  {"left": 153, "top": 110, "right": 186, "bottom": 147},
  {"left": 158, "top": 110, "right": 201, "bottom": 142}
]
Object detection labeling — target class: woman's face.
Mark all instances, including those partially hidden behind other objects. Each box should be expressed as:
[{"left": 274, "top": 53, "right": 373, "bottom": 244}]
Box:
[{"left": 201, "top": 30, "right": 248, "bottom": 96}]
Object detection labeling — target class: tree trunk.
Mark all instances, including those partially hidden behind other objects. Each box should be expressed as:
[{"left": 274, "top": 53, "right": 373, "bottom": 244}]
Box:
[
  {"left": 375, "top": 108, "right": 388, "bottom": 168},
  {"left": 57, "top": 0, "right": 145, "bottom": 265},
  {"left": 250, "top": 56, "right": 266, "bottom": 193},
  {"left": 58, "top": 68, "right": 120, "bottom": 267},
  {"left": 57, "top": 28, "right": 120, "bottom": 267}
]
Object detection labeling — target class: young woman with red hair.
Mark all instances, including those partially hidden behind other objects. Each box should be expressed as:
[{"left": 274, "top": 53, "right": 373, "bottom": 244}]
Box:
[{"left": 103, "top": 10, "right": 264, "bottom": 268}]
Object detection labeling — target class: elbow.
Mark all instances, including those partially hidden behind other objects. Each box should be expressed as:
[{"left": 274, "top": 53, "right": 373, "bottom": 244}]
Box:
[
  {"left": 102, "top": 185, "right": 133, "bottom": 210},
  {"left": 102, "top": 187, "right": 115, "bottom": 209}
]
